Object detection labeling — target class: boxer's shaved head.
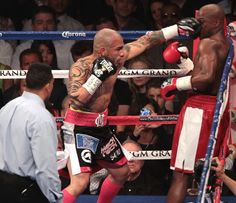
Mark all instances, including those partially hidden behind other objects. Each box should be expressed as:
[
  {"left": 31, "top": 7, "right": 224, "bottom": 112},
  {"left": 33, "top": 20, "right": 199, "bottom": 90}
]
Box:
[
  {"left": 197, "top": 4, "right": 225, "bottom": 38},
  {"left": 200, "top": 4, "right": 225, "bottom": 23},
  {"left": 93, "top": 28, "right": 122, "bottom": 52}
]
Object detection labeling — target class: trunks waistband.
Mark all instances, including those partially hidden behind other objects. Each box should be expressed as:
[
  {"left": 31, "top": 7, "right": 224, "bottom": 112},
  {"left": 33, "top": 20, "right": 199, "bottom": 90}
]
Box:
[
  {"left": 64, "top": 108, "right": 108, "bottom": 127},
  {"left": 187, "top": 94, "right": 216, "bottom": 106}
]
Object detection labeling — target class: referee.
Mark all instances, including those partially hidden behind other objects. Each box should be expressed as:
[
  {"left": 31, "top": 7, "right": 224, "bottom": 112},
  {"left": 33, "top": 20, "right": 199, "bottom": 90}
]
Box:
[{"left": 0, "top": 63, "right": 62, "bottom": 203}]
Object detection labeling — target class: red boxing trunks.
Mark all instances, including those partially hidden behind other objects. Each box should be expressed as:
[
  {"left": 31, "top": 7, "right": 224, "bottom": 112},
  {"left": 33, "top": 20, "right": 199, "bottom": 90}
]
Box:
[{"left": 170, "top": 94, "right": 229, "bottom": 173}]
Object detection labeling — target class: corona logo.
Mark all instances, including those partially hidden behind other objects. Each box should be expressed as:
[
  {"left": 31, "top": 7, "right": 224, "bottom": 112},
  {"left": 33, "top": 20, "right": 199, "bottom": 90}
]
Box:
[{"left": 62, "top": 31, "right": 86, "bottom": 38}]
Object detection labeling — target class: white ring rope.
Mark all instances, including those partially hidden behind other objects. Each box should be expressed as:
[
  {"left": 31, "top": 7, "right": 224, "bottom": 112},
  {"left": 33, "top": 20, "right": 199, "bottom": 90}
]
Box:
[
  {"left": 57, "top": 150, "right": 171, "bottom": 170},
  {"left": 0, "top": 69, "right": 189, "bottom": 79}
]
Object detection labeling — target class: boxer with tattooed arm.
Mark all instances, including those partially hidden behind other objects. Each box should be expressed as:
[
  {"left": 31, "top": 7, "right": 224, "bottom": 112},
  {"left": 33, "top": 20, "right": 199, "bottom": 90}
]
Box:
[{"left": 61, "top": 17, "right": 201, "bottom": 203}]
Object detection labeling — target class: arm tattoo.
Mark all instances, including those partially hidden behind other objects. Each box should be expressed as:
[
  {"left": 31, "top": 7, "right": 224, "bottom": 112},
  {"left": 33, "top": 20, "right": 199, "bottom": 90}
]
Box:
[
  {"left": 149, "top": 31, "right": 166, "bottom": 45},
  {"left": 69, "top": 59, "right": 91, "bottom": 96},
  {"left": 124, "top": 31, "right": 166, "bottom": 53}
]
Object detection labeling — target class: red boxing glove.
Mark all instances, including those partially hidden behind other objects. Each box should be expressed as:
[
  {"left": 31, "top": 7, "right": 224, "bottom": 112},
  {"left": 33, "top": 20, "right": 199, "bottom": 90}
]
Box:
[
  {"left": 160, "top": 78, "right": 178, "bottom": 100},
  {"left": 163, "top": 42, "right": 181, "bottom": 64},
  {"left": 161, "top": 76, "right": 192, "bottom": 100}
]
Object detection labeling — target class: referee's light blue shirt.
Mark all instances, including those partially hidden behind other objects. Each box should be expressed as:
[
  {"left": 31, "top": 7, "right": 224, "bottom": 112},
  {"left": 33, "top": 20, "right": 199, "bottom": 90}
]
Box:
[{"left": 0, "top": 91, "right": 62, "bottom": 203}]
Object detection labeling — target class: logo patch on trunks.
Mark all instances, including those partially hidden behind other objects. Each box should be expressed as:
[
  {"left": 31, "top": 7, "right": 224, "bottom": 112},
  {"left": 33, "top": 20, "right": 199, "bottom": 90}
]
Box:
[
  {"left": 76, "top": 133, "right": 99, "bottom": 154},
  {"left": 81, "top": 149, "right": 92, "bottom": 163}
]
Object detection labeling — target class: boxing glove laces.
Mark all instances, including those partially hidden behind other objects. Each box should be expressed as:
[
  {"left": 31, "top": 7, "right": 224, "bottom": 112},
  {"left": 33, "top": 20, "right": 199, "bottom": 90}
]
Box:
[{"left": 83, "top": 56, "right": 117, "bottom": 95}]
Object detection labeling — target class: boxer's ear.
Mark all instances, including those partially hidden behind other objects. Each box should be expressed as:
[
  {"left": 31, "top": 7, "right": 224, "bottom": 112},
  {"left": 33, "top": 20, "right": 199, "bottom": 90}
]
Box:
[{"left": 98, "top": 47, "right": 106, "bottom": 57}]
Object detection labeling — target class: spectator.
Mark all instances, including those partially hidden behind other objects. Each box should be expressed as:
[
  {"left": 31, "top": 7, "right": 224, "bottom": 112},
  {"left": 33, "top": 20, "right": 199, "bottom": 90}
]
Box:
[
  {"left": 109, "top": 78, "right": 132, "bottom": 141},
  {"left": 70, "top": 41, "right": 93, "bottom": 62},
  {"left": 11, "top": 6, "right": 74, "bottom": 70},
  {"left": 147, "top": 0, "right": 165, "bottom": 30},
  {"left": 97, "top": 0, "right": 115, "bottom": 19},
  {"left": 119, "top": 140, "right": 168, "bottom": 195},
  {"left": 31, "top": 40, "right": 68, "bottom": 114},
  {"left": 111, "top": 0, "right": 147, "bottom": 30},
  {"left": 130, "top": 98, "right": 172, "bottom": 194},
  {"left": 95, "top": 16, "right": 118, "bottom": 31},
  {"left": 31, "top": 40, "right": 58, "bottom": 68},
  {"left": 127, "top": 54, "right": 152, "bottom": 116},
  {"left": 0, "top": 62, "right": 62, "bottom": 203},
  {"left": 92, "top": 131, "right": 171, "bottom": 195},
  {"left": 23, "top": 0, "right": 85, "bottom": 31},
  {"left": 211, "top": 144, "right": 236, "bottom": 195},
  {"left": 47, "top": 0, "right": 85, "bottom": 31},
  {"left": 3, "top": 49, "right": 42, "bottom": 105},
  {"left": 161, "top": 2, "right": 181, "bottom": 27},
  {"left": 146, "top": 78, "right": 174, "bottom": 113},
  {"left": 146, "top": 79, "right": 175, "bottom": 136}
]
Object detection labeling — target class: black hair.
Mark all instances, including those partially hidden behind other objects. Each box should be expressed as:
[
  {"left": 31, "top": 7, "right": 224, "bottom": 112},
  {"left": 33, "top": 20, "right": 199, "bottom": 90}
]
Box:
[
  {"left": 95, "top": 16, "right": 118, "bottom": 29},
  {"left": 32, "top": 6, "right": 57, "bottom": 25},
  {"left": 31, "top": 40, "right": 58, "bottom": 69},
  {"left": 70, "top": 40, "right": 93, "bottom": 59},
  {"left": 26, "top": 62, "right": 53, "bottom": 90},
  {"left": 146, "top": 78, "right": 165, "bottom": 90},
  {"left": 142, "top": 97, "right": 161, "bottom": 114}
]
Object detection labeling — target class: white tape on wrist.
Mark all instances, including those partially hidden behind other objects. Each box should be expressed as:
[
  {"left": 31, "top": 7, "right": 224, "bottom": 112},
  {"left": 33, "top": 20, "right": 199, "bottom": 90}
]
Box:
[
  {"left": 161, "top": 25, "right": 178, "bottom": 40},
  {"left": 176, "top": 75, "right": 192, "bottom": 91},
  {"left": 177, "top": 57, "right": 194, "bottom": 72},
  {"left": 82, "top": 74, "right": 102, "bottom": 95}
]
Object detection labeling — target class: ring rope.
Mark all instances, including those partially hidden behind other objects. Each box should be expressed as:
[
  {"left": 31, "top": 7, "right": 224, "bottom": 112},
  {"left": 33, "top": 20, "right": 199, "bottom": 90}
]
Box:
[
  {"left": 55, "top": 114, "right": 178, "bottom": 126},
  {"left": 0, "top": 31, "right": 187, "bottom": 40},
  {"left": 56, "top": 149, "right": 172, "bottom": 170},
  {"left": 0, "top": 69, "right": 189, "bottom": 79}
]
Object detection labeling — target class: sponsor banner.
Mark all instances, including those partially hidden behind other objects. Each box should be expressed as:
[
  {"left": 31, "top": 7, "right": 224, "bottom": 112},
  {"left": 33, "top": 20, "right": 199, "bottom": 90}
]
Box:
[
  {"left": 129, "top": 150, "right": 171, "bottom": 160},
  {"left": 118, "top": 69, "right": 188, "bottom": 78},
  {"left": 0, "top": 69, "right": 187, "bottom": 79}
]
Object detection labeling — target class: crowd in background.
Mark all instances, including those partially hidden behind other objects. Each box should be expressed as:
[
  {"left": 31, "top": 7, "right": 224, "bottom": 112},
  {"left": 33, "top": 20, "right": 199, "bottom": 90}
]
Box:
[{"left": 0, "top": 0, "right": 236, "bottom": 197}]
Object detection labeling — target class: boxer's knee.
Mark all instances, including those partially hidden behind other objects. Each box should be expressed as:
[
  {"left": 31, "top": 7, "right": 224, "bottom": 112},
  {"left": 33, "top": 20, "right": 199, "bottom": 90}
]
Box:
[{"left": 69, "top": 172, "right": 91, "bottom": 194}]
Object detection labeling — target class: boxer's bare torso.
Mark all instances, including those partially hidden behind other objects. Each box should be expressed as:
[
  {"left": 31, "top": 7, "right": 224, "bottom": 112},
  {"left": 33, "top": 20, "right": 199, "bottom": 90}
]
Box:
[
  {"left": 191, "top": 4, "right": 230, "bottom": 96},
  {"left": 68, "top": 55, "right": 121, "bottom": 112}
]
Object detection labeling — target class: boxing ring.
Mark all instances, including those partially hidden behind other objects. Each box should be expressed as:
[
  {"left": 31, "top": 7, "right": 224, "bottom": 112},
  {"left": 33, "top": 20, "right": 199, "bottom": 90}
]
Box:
[{"left": 1, "top": 30, "right": 236, "bottom": 203}]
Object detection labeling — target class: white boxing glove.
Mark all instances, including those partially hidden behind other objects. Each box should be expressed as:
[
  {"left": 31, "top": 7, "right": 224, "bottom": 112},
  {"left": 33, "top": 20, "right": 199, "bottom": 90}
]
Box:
[{"left": 177, "top": 46, "right": 194, "bottom": 72}]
